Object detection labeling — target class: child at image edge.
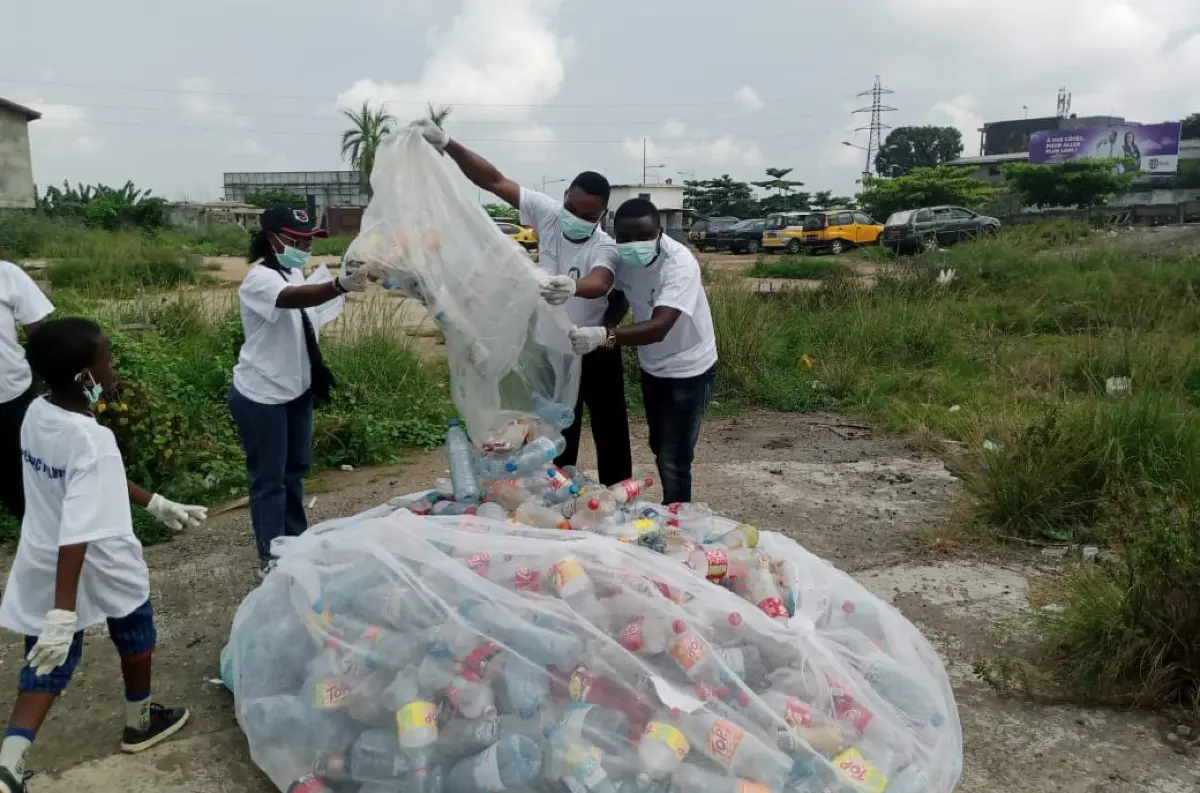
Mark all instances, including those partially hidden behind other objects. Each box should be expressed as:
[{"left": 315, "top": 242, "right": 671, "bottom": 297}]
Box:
[{"left": 0, "top": 317, "right": 189, "bottom": 792}]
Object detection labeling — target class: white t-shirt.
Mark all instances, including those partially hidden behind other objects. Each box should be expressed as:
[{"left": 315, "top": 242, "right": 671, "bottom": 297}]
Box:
[
  {"left": 519, "top": 187, "right": 622, "bottom": 327},
  {"left": 231, "top": 265, "right": 313, "bottom": 405},
  {"left": 0, "top": 398, "right": 149, "bottom": 635},
  {"left": 615, "top": 235, "right": 718, "bottom": 379},
  {"left": 0, "top": 261, "right": 54, "bottom": 404}
]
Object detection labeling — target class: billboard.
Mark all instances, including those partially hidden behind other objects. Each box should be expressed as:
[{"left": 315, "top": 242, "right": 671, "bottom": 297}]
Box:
[{"left": 1028, "top": 122, "right": 1182, "bottom": 173}]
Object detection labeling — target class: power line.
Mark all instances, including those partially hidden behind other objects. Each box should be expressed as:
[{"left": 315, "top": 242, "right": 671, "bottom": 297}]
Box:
[
  {"left": 0, "top": 77, "right": 766, "bottom": 109},
  {"left": 852, "top": 75, "right": 896, "bottom": 176},
  {"left": 15, "top": 96, "right": 824, "bottom": 128},
  {"left": 29, "top": 115, "right": 817, "bottom": 144}
]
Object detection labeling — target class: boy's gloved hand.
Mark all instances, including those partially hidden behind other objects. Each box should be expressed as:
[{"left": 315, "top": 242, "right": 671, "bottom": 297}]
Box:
[
  {"left": 26, "top": 609, "right": 77, "bottom": 677},
  {"left": 535, "top": 271, "right": 576, "bottom": 306},
  {"left": 148, "top": 494, "right": 208, "bottom": 531}
]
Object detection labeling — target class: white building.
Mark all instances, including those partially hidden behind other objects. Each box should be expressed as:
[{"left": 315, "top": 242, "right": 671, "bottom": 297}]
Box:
[{"left": 605, "top": 183, "right": 687, "bottom": 241}]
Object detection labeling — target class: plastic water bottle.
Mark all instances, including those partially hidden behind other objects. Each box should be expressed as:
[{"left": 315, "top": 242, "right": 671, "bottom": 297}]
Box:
[
  {"left": 438, "top": 715, "right": 501, "bottom": 763},
  {"left": 445, "top": 420, "right": 481, "bottom": 503},
  {"left": 671, "top": 710, "right": 796, "bottom": 789},
  {"left": 544, "top": 467, "right": 581, "bottom": 505},
  {"left": 396, "top": 700, "right": 439, "bottom": 782},
  {"left": 509, "top": 436, "right": 567, "bottom": 474},
  {"left": 514, "top": 501, "right": 571, "bottom": 530},
  {"left": 448, "top": 674, "right": 497, "bottom": 720},
  {"left": 444, "top": 733, "right": 542, "bottom": 793},
  {"left": 475, "top": 501, "right": 510, "bottom": 521},
  {"left": 532, "top": 392, "right": 574, "bottom": 429},
  {"left": 320, "top": 728, "right": 412, "bottom": 784},
  {"left": 501, "top": 654, "right": 549, "bottom": 718},
  {"left": 636, "top": 720, "right": 690, "bottom": 788},
  {"left": 557, "top": 704, "right": 631, "bottom": 756},
  {"left": 608, "top": 476, "right": 654, "bottom": 504}
]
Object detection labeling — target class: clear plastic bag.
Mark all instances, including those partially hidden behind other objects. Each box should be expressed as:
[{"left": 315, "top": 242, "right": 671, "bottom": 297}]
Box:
[
  {"left": 223, "top": 506, "right": 962, "bottom": 793},
  {"left": 343, "top": 128, "right": 580, "bottom": 449}
]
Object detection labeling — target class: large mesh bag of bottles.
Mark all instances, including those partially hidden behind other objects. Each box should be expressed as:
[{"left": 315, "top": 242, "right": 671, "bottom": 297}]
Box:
[
  {"left": 222, "top": 506, "right": 962, "bottom": 793},
  {"left": 343, "top": 126, "right": 580, "bottom": 449}
]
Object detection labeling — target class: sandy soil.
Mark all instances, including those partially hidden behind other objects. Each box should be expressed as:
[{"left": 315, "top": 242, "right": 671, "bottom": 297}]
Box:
[{"left": 0, "top": 411, "right": 1196, "bottom": 792}]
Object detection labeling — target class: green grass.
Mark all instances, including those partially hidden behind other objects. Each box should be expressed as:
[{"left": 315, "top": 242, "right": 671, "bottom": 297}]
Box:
[
  {"left": 704, "top": 225, "right": 1200, "bottom": 705},
  {"left": 744, "top": 256, "right": 850, "bottom": 279},
  {"left": 314, "top": 236, "right": 353, "bottom": 257}
]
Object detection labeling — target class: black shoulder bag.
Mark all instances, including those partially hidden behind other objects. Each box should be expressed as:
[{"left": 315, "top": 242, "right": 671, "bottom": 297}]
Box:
[{"left": 275, "top": 268, "right": 337, "bottom": 407}]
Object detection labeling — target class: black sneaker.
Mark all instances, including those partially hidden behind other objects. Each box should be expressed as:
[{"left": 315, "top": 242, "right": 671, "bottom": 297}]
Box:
[
  {"left": 121, "top": 704, "right": 190, "bottom": 754},
  {"left": 0, "top": 767, "right": 27, "bottom": 793}
]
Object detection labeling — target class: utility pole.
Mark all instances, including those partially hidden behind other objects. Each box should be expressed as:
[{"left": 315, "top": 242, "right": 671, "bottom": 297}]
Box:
[
  {"left": 643, "top": 137, "right": 647, "bottom": 184},
  {"left": 852, "top": 75, "right": 897, "bottom": 177}
]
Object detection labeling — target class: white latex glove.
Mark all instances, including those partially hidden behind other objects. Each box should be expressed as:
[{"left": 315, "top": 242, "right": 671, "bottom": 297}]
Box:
[
  {"left": 409, "top": 118, "right": 450, "bottom": 150},
  {"left": 538, "top": 274, "right": 576, "bottom": 306},
  {"left": 148, "top": 494, "right": 208, "bottom": 531},
  {"left": 26, "top": 609, "right": 77, "bottom": 677},
  {"left": 336, "top": 267, "right": 370, "bottom": 293},
  {"left": 568, "top": 326, "right": 608, "bottom": 355}
]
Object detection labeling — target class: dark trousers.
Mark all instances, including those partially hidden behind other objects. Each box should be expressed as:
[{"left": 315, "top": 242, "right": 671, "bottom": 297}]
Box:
[
  {"left": 555, "top": 347, "right": 632, "bottom": 486},
  {"left": 228, "top": 386, "right": 313, "bottom": 561},
  {"left": 641, "top": 364, "right": 717, "bottom": 505},
  {"left": 0, "top": 387, "right": 36, "bottom": 520}
]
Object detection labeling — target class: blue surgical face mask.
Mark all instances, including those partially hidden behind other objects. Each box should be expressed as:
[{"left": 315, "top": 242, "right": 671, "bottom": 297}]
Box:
[
  {"left": 277, "top": 245, "right": 311, "bottom": 269},
  {"left": 618, "top": 239, "right": 660, "bottom": 268},
  {"left": 77, "top": 371, "right": 104, "bottom": 408},
  {"left": 559, "top": 209, "right": 597, "bottom": 242}
]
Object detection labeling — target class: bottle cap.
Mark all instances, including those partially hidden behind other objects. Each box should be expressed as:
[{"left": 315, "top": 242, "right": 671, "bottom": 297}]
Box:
[
  {"left": 671, "top": 619, "right": 687, "bottom": 634},
  {"left": 588, "top": 498, "right": 600, "bottom": 510},
  {"left": 448, "top": 419, "right": 458, "bottom": 426}
]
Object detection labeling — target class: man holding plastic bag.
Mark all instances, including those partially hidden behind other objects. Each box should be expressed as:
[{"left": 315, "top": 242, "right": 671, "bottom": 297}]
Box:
[
  {"left": 410, "top": 119, "right": 633, "bottom": 487},
  {"left": 547, "top": 198, "right": 718, "bottom": 505}
]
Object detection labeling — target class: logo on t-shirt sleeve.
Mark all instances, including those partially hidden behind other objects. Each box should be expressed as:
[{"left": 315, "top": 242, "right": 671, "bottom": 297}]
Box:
[{"left": 568, "top": 266, "right": 581, "bottom": 280}]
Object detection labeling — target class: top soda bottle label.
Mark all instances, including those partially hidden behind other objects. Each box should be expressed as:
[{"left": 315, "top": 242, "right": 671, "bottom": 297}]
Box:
[
  {"left": 705, "top": 718, "right": 745, "bottom": 767},
  {"left": 668, "top": 630, "right": 712, "bottom": 671}
]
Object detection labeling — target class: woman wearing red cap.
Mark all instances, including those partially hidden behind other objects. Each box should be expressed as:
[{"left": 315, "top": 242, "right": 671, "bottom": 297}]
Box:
[{"left": 228, "top": 205, "right": 368, "bottom": 577}]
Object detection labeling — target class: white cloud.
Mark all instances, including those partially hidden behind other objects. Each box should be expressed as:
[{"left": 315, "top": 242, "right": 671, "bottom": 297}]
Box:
[
  {"left": 336, "top": 0, "right": 566, "bottom": 127},
  {"left": 659, "top": 119, "right": 688, "bottom": 139},
  {"left": 228, "top": 138, "right": 264, "bottom": 156},
  {"left": 620, "top": 130, "right": 765, "bottom": 176},
  {"left": 929, "top": 93, "right": 983, "bottom": 149},
  {"left": 21, "top": 99, "right": 105, "bottom": 157},
  {"left": 175, "top": 77, "right": 250, "bottom": 129},
  {"left": 734, "top": 86, "right": 764, "bottom": 112}
]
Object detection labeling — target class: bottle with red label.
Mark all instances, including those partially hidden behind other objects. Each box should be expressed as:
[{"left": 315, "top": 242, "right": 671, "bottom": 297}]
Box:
[
  {"left": 684, "top": 545, "right": 730, "bottom": 584},
  {"left": 739, "top": 553, "right": 791, "bottom": 623},
  {"left": 618, "top": 612, "right": 676, "bottom": 657},
  {"left": 670, "top": 709, "right": 797, "bottom": 790},
  {"left": 550, "top": 665, "right": 652, "bottom": 739},
  {"left": 608, "top": 476, "right": 655, "bottom": 504},
  {"left": 288, "top": 774, "right": 335, "bottom": 793}
]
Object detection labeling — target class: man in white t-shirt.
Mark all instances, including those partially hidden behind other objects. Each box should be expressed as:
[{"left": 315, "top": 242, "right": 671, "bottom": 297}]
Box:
[
  {"left": 0, "top": 261, "right": 54, "bottom": 519},
  {"left": 548, "top": 198, "right": 718, "bottom": 505},
  {"left": 411, "top": 118, "right": 633, "bottom": 486}
]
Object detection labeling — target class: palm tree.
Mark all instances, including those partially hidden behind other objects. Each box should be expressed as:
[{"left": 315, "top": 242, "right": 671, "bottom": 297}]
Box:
[
  {"left": 341, "top": 101, "right": 395, "bottom": 196},
  {"left": 427, "top": 102, "right": 452, "bottom": 127}
]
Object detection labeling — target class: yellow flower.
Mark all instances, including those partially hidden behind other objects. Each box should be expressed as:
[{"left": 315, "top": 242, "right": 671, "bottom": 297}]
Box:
[
  {"left": 164, "top": 448, "right": 173, "bottom": 459},
  {"left": 118, "top": 403, "right": 129, "bottom": 412},
  {"left": 96, "top": 401, "right": 108, "bottom": 413},
  {"left": 797, "top": 354, "right": 815, "bottom": 372}
]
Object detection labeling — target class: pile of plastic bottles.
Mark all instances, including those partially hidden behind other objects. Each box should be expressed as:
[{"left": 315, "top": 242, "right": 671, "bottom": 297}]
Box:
[{"left": 221, "top": 479, "right": 962, "bottom": 793}]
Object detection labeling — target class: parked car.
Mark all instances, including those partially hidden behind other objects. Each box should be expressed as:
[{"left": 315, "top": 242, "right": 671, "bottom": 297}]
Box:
[
  {"left": 715, "top": 218, "right": 766, "bottom": 254},
  {"left": 761, "top": 211, "right": 813, "bottom": 254},
  {"left": 495, "top": 220, "right": 538, "bottom": 250},
  {"left": 688, "top": 216, "right": 740, "bottom": 251},
  {"left": 802, "top": 210, "right": 883, "bottom": 254},
  {"left": 880, "top": 206, "right": 1001, "bottom": 253}
]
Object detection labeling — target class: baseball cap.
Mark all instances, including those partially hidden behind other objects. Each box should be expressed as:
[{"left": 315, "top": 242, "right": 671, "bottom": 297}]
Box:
[{"left": 260, "top": 204, "right": 328, "bottom": 238}]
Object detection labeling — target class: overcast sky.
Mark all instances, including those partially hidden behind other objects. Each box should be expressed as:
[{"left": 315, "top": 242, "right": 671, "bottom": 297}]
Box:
[{"left": 3, "top": 0, "right": 1198, "bottom": 203}]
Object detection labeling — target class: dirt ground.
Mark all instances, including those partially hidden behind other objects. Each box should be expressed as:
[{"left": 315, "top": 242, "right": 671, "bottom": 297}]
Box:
[{"left": 1, "top": 411, "right": 1197, "bottom": 792}]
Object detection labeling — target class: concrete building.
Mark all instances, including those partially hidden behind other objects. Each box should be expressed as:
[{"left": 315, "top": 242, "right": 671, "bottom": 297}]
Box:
[
  {"left": 604, "top": 183, "right": 687, "bottom": 240},
  {"left": 223, "top": 171, "right": 368, "bottom": 225},
  {"left": 0, "top": 97, "right": 41, "bottom": 209}
]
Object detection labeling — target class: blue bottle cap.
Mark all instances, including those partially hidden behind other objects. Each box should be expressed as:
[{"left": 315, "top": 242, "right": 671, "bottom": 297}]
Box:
[
  {"left": 505, "top": 461, "right": 518, "bottom": 472},
  {"left": 448, "top": 419, "right": 459, "bottom": 427}
]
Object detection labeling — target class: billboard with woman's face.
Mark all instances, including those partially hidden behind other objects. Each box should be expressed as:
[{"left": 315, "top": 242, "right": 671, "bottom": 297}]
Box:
[{"left": 1028, "top": 122, "right": 1182, "bottom": 173}]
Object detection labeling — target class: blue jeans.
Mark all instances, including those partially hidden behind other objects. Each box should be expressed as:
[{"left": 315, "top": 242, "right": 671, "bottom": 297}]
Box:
[
  {"left": 20, "top": 600, "right": 156, "bottom": 694},
  {"left": 640, "top": 364, "right": 717, "bottom": 505},
  {"left": 227, "top": 387, "right": 313, "bottom": 561}
]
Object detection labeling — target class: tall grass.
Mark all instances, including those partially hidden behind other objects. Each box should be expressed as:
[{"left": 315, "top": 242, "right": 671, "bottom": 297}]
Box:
[{"left": 703, "top": 224, "right": 1200, "bottom": 703}]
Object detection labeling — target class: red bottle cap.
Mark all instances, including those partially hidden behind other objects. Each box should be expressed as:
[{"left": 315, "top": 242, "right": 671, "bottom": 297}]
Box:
[{"left": 671, "top": 619, "right": 687, "bottom": 634}]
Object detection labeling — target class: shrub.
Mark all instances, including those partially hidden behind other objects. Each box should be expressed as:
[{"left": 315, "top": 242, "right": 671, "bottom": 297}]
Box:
[{"left": 744, "top": 257, "right": 850, "bottom": 280}]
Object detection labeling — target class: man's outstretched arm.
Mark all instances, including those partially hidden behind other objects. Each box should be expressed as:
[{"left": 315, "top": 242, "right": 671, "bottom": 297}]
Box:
[{"left": 411, "top": 119, "right": 520, "bottom": 207}]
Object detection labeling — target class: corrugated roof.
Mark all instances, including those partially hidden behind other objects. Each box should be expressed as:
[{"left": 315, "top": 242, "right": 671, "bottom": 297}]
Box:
[{"left": 0, "top": 97, "right": 41, "bottom": 121}]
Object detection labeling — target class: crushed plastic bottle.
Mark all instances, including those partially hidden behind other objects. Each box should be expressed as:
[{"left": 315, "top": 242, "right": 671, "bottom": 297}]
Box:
[{"left": 445, "top": 420, "right": 482, "bottom": 504}]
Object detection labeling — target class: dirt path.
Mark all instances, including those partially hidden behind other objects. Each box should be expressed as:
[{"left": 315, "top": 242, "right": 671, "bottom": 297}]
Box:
[{"left": 1, "top": 412, "right": 1196, "bottom": 792}]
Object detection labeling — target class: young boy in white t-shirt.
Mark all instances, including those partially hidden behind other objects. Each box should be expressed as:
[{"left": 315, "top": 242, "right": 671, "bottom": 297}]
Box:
[{"left": 0, "top": 318, "right": 189, "bottom": 793}]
